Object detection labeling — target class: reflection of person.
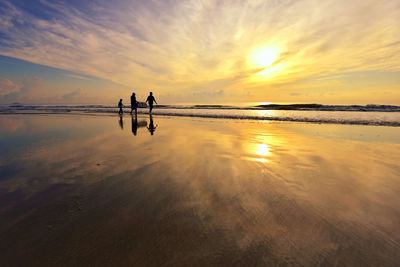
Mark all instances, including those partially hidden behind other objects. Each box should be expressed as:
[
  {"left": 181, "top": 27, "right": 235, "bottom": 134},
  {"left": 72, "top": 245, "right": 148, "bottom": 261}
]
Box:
[
  {"left": 146, "top": 92, "right": 157, "bottom": 113},
  {"left": 118, "top": 114, "right": 124, "bottom": 130},
  {"left": 147, "top": 114, "right": 157, "bottom": 135},
  {"left": 118, "top": 99, "right": 124, "bottom": 114},
  {"left": 130, "top": 116, "right": 147, "bottom": 136},
  {"left": 131, "top": 114, "right": 138, "bottom": 136},
  {"left": 130, "top": 92, "right": 138, "bottom": 115}
]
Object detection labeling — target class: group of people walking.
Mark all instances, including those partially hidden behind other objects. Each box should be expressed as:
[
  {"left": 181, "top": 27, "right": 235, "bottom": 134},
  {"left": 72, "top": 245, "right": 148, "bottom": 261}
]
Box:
[{"left": 118, "top": 91, "right": 157, "bottom": 115}]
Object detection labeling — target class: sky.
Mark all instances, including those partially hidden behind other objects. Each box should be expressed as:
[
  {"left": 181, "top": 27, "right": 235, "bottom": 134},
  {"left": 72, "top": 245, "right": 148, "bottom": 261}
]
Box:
[{"left": 0, "top": 0, "right": 399, "bottom": 105}]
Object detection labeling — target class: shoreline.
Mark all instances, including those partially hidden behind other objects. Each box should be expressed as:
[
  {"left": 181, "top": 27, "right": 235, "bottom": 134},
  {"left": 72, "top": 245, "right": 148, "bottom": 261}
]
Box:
[
  {"left": 3, "top": 103, "right": 400, "bottom": 112},
  {"left": 1, "top": 110, "right": 399, "bottom": 127}
]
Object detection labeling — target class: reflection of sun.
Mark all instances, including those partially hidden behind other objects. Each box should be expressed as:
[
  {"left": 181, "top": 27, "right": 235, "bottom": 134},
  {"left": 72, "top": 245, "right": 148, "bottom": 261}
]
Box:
[
  {"left": 243, "top": 130, "right": 286, "bottom": 164},
  {"left": 245, "top": 142, "right": 271, "bottom": 163},
  {"left": 256, "top": 143, "right": 270, "bottom": 157},
  {"left": 249, "top": 46, "right": 280, "bottom": 69}
]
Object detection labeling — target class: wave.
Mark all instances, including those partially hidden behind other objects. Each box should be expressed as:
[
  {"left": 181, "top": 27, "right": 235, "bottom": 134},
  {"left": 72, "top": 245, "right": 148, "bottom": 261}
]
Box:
[
  {"left": 254, "top": 104, "right": 400, "bottom": 112},
  {"left": 155, "top": 104, "right": 400, "bottom": 112},
  {"left": 5, "top": 103, "right": 400, "bottom": 112},
  {"left": 1, "top": 104, "right": 400, "bottom": 126},
  {"left": 140, "top": 111, "right": 400, "bottom": 126}
]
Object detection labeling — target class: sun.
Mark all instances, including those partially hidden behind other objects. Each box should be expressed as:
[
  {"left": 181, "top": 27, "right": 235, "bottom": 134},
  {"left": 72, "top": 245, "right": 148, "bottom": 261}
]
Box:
[{"left": 249, "top": 46, "right": 280, "bottom": 69}]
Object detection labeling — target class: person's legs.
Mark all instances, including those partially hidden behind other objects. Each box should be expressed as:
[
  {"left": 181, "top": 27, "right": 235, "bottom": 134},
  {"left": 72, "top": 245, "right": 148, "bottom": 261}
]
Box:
[{"left": 149, "top": 104, "right": 153, "bottom": 113}]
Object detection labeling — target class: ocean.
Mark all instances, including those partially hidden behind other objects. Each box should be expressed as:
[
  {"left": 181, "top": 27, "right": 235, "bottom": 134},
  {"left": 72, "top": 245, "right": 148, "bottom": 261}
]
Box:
[{"left": 1, "top": 103, "right": 400, "bottom": 126}]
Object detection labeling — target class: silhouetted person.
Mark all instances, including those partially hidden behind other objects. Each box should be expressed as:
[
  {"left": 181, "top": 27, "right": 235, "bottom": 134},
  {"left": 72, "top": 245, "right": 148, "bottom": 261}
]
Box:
[
  {"left": 131, "top": 114, "right": 138, "bottom": 136},
  {"left": 130, "top": 92, "right": 138, "bottom": 115},
  {"left": 118, "top": 99, "right": 124, "bottom": 114},
  {"left": 118, "top": 114, "right": 124, "bottom": 130},
  {"left": 146, "top": 92, "right": 157, "bottom": 113},
  {"left": 147, "top": 114, "right": 157, "bottom": 135}
]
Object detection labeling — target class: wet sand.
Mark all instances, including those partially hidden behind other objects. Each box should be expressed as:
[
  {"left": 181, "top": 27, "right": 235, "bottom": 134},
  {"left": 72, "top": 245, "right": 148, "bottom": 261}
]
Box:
[{"left": 0, "top": 114, "right": 399, "bottom": 266}]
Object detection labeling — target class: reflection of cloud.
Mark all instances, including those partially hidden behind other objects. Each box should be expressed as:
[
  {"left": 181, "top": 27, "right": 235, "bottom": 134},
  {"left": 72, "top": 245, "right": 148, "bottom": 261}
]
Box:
[
  {"left": 0, "top": 116, "right": 25, "bottom": 133},
  {"left": 1, "top": 115, "right": 400, "bottom": 264}
]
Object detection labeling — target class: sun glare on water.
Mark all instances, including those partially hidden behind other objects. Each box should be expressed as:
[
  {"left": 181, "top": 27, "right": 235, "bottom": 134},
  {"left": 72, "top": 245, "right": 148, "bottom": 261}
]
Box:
[{"left": 256, "top": 143, "right": 270, "bottom": 157}]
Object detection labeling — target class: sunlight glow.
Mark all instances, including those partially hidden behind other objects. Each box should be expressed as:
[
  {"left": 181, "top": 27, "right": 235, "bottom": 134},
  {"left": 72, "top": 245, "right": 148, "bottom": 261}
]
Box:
[
  {"left": 256, "top": 143, "right": 270, "bottom": 157},
  {"left": 256, "top": 62, "right": 287, "bottom": 79},
  {"left": 249, "top": 46, "right": 281, "bottom": 69},
  {"left": 1, "top": 1, "right": 399, "bottom": 104},
  {"left": 244, "top": 142, "right": 272, "bottom": 163}
]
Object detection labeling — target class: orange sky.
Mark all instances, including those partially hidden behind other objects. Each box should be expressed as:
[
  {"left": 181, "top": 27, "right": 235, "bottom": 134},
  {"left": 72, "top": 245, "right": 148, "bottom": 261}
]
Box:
[{"left": 0, "top": 0, "right": 399, "bottom": 104}]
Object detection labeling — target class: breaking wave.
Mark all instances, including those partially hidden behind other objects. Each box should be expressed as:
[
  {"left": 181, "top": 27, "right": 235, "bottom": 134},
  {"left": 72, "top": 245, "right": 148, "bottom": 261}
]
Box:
[{"left": 1, "top": 104, "right": 400, "bottom": 126}]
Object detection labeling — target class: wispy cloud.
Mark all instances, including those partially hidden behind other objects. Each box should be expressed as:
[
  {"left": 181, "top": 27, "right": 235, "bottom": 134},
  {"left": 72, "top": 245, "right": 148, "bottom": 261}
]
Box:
[
  {"left": 0, "top": 76, "right": 46, "bottom": 103},
  {"left": 0, "top": 78, "right": 21, "bottom": 97},
  {"left": 62, "top": 89, "right": 81, "bottom": 101},
  {"left": 0, "top": 0, "right": 399, "bottom": 103}
]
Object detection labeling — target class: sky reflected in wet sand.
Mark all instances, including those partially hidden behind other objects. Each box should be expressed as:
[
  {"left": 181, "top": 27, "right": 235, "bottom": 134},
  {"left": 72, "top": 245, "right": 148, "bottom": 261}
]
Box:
[{"left": 0, "top": 114, "right": 399, "bottom": 266}]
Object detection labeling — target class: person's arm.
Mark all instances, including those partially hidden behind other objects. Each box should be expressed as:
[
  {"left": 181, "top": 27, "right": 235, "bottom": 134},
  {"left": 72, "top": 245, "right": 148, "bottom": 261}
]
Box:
[{"left": 154, "top": 97, "right": 157, "bottom": 104}]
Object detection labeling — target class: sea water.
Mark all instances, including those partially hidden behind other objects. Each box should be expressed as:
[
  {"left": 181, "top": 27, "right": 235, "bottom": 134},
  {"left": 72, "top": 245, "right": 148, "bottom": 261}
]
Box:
[{"left": 1, "top": 104, "right": 400, "bottom": 126}]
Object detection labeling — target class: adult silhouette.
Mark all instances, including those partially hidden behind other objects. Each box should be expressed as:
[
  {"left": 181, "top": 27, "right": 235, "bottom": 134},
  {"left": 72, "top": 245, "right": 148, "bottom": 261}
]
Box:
[
  {"left": 146, "top": 92, "right": 157, "bottom": 113},
  {"left": 130, "top": 92, "right": 138, "bottom": 115}
]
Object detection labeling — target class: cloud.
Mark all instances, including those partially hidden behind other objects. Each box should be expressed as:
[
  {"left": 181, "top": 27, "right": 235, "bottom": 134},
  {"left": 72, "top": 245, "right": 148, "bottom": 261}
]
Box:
[
  {"left": 0, "top": 78, "right": 21, "bottom": 96},
  {"left": 0, "top": 77, "right": 47, "bottom": 102},
  {"left": 62, "top": 89, "right": 81, "bottom": 101},
  {"left": 0, "top": 0, "right": 399, "bottom": 103}
]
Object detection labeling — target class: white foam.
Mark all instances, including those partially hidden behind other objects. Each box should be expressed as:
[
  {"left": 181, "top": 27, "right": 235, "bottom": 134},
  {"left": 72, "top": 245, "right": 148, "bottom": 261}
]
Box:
[{"left": 1, "top": 104, "right": 400, "bottom": 126}]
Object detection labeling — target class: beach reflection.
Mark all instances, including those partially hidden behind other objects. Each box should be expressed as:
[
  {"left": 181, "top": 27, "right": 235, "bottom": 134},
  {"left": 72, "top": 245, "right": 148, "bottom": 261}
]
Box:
[
  {"left": 118, "top": 114, "right": 155, "bottom": 136},
  {"left": 255, "top": 143, "right": 270, "bottom": 156},
  {"left": 0, "top": 115, "right": 399, "bottom": 266},
  {"left": 242, "top": 130, "right": 286, "bottom": 163},
  {"left": 130, "top": 114, "right": 147, "bottom": 136},
  {"left": 118, "top": 114, "right": 124, "bottom": 129},
  {"left": 147, "top": 114, "right": 157, "bottom": 135},
  {"left": 245, "top": 143, "right": 270, "bottom": 163}
]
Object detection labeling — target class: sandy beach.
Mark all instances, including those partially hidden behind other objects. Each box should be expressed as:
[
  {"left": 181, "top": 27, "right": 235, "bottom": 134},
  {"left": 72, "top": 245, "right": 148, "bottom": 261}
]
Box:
[{"left": 0, "top": 114, "right": 399, "bottom": 266}]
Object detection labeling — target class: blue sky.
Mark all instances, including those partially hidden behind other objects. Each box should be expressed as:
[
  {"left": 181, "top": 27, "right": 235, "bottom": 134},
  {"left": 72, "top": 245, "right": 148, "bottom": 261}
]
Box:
[
  {"left": 0, "top": 0, "right": 399, "bottom": 104},
  {"left": 0, "top": 55, "right": 127, "bottom": 104}
]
